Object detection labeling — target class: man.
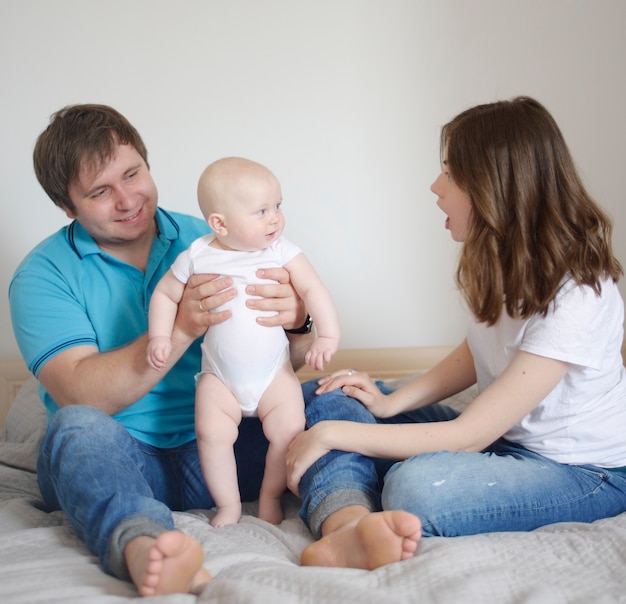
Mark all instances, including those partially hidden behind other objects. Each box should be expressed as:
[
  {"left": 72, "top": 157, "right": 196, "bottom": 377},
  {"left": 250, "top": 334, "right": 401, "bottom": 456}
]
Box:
[{"left": 9, "top": 104, "right": 314, "bottom": 596}]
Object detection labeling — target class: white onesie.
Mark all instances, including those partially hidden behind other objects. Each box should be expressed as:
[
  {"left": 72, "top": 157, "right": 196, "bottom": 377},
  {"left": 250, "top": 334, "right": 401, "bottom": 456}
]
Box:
[{"left": 170, "top": 234, "right": 302, "bottom": 416}]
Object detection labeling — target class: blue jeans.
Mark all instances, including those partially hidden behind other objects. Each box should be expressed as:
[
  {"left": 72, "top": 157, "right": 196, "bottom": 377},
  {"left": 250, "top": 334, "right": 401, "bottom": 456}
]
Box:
[
  {"left": 37, "top": 405, "right": 268, "bottom": 580},
  {"left": 298, "top": 380, "right": 626, "bottom": 538}
]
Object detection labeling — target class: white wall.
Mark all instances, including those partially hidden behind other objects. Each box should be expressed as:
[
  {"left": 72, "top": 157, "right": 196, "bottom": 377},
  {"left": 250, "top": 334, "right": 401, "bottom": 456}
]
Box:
[{"left": 1, "top": 0, "right": 625, "bottom": 358}]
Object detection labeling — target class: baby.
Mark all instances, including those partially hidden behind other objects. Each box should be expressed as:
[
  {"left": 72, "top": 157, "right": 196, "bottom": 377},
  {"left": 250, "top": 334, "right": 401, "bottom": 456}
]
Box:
[{"left": 147, "top": 157, "right": 340, "bottom": 526}]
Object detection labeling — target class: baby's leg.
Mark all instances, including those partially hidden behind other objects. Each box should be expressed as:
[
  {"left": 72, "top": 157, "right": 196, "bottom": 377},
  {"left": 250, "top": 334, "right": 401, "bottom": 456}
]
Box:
[
  {"left": 257, "top": 364, "right": 306, "bottom": 524},
  {"left": 195, "top": 374, "right": 243, "bottom": 527}
]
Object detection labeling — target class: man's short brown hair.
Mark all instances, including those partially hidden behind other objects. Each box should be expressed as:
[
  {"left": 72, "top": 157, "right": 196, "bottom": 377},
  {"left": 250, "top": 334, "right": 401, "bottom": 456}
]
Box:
[{"left": 33, "top": 104, "right": 149, "bottom": 211}]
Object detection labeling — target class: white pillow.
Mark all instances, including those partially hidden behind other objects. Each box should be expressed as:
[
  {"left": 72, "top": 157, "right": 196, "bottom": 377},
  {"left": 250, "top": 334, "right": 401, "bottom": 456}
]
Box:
[{"left": 0, "top": 378, "right": 46, "bottom": 472}]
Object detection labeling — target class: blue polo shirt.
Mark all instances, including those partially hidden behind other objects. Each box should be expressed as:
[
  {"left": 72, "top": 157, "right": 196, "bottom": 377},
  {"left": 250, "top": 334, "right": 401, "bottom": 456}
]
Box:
[{"left": 9, "top": 208, "right": 210, "bottom": 448}]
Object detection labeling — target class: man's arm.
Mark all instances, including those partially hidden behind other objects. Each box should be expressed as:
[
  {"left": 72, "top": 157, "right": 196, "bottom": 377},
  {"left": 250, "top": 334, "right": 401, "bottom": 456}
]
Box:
[
  {"left": 37, "top": 274, "right": 235, "bottom": 415},
  {"left": 37, "top": 266, "right": 311, "bottom": 413}
]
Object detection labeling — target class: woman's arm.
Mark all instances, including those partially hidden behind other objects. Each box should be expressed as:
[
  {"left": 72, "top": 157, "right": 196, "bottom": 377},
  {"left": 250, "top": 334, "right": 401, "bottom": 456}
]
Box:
[
  {"left": 315, "top": 339, "right": 477, "bottom": 418},
  {"left": 287, "top": 349, "right": 569, "bottom": 491}
]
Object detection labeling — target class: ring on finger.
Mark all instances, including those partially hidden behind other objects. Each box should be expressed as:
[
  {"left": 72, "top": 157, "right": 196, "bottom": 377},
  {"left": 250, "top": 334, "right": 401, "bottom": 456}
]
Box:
[
  {"left": 199, "top": 298, "right": 205, "bottom": 312},
  {"left": 347, "top": 368, "right": 357, "bottom": 376}
]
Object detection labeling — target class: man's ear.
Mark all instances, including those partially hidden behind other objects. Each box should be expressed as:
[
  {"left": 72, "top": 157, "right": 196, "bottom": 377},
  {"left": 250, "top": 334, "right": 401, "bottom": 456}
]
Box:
[
  {"left": 61, "top": 204, "right": 77, "bottom": 219},
  {"left": 208, "top": 213, "right": 227, "bottom": 235}
]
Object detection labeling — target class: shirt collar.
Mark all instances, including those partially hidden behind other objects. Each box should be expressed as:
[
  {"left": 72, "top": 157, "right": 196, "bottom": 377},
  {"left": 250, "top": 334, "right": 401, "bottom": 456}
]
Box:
[{"left": 66, "top": 207, "right": 179, "bottom": 259}]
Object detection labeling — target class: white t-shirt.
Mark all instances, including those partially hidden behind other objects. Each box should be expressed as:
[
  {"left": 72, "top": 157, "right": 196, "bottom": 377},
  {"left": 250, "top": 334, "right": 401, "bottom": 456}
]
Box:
[{"left": 467, "top": 277, "right": 626, "bottom": 468}]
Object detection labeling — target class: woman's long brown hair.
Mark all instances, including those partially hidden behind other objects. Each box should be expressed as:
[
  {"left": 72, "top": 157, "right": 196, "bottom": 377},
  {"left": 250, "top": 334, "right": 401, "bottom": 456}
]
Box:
[{"left": 442, "top": 96, "right": 622, "bottom": 325}]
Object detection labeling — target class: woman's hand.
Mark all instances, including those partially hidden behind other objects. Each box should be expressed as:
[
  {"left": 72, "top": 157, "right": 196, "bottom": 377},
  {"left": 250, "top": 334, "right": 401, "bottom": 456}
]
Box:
[
  {"left": 286, "top": 422, "right": 335, "bottom": 495},
  {"left": 245, "top": 267, "right": 306, "bottom": 329},
  {"left": 315, "top": 369, "right": 395, "bottom": 417}
]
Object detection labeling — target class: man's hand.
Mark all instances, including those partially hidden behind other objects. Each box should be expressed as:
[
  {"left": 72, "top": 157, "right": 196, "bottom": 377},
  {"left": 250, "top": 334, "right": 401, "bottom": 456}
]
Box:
[
  {"left": 173, "top": 274, "right": 236, "bottom": 342},
  {"left": 245, "top": 267, "right": 306, "bottom": 329}
]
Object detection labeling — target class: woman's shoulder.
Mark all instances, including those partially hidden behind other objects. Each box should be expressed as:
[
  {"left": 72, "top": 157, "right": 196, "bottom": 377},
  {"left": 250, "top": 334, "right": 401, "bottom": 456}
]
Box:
[{"left": 554, "top": 276, "right": 622, "bottom": 311}]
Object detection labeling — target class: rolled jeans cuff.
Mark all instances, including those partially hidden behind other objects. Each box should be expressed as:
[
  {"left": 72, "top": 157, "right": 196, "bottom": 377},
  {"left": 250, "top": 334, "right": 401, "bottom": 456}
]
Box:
[
  {"left": 309, "top": 489, "right": 377, "bottom": 539},
  {"left": 108, "top": 516, "right": 169, "bottom": 581}
]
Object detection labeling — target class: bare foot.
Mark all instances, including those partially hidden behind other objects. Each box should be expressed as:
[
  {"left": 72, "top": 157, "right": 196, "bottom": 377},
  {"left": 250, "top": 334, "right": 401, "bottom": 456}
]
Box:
[
  {"left": 258, "top": 493, "right": 284, "bottom": 525},
  {"left": 125, "top": 531, "right": 211, "bottom": 597},
  {"left": 211, "top": 502, "right": 242, "bottom": 528},
  {"left": 301, "top": 510, "right": 422, "bottom": 570}
]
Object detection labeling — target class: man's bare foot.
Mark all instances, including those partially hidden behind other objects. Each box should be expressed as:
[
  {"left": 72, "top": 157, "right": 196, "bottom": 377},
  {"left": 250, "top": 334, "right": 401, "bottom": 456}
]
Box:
[
  {"left": 301, "top": 510, "right": 422, "bottom": 570},
  {"left": 258, "top": 493, "right": 284, "bottom": 525},
  {"left": 125, "top": 531, "right": 211, "bottom": 597},
  {"left": 211, "top": 502, "right": 242, "bottom": 528}
]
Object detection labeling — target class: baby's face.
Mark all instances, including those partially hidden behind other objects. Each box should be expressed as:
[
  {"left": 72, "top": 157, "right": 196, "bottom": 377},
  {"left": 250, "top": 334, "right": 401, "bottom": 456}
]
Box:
[{"left": 216, "top": 173, "right": 285, "bottom": 252}]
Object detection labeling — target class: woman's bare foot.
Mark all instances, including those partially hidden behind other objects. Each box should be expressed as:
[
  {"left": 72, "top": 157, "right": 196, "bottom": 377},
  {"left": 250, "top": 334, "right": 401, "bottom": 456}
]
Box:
[
  {"left": 301, "top": 509, "right": 422, "bottom": 570},
  {"left": 258, "top": 493, "right": 284, "bottom": 525},
  {"left": 125, "top": 531, "right": 211, "bottom": 597},
  {"left": 211, "top": 502, "right": 242, "bottom": 528}
]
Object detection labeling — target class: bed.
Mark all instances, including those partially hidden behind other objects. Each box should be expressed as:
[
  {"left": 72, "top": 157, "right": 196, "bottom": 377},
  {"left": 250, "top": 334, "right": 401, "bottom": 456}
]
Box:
[{"left": 1, "top": 349, "right": 626, "bottom": 603}]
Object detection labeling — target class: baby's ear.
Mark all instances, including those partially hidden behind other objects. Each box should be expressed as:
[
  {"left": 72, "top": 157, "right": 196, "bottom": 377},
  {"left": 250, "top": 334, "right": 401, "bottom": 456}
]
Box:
[{"left": 208, "top": 213, "right": 227, "bottom": 234}]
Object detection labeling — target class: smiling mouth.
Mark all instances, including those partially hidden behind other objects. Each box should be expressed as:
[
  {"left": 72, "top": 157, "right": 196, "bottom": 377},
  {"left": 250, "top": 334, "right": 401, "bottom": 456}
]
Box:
[{"left": 117, "top": 207, "right": 143, "bottom": 223}]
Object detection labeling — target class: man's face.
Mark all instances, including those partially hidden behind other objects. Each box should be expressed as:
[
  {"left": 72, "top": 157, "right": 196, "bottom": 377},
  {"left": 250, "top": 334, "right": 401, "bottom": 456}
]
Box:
[{"left": 66, "top": 144, "right": 158, "bottom": 253}]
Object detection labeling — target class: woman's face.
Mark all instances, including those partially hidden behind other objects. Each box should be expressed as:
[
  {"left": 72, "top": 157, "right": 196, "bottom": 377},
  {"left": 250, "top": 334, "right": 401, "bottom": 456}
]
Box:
[{"left": 430, "top": 159, "right": 472, "bottom": 242}]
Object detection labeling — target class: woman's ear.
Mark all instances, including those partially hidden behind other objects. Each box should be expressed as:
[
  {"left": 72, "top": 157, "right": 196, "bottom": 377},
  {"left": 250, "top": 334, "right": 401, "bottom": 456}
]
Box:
[{"left": 208, "top": 213, "right": 227, "bottom": 235}]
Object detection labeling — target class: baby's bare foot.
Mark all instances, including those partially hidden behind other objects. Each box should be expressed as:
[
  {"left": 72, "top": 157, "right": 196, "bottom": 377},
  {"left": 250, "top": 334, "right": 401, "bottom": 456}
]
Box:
[
  {"left": 126, "top": 531, "right": 211, "bottom": 597},
  {"left": 211, "top": 503, "right": 242, "bottom": 528},
  {"left": 301, "top": 510, "right": 422, "bottom": 570},
  {"left": 258, "top": 493, "right": 284, "bottom": 525}
]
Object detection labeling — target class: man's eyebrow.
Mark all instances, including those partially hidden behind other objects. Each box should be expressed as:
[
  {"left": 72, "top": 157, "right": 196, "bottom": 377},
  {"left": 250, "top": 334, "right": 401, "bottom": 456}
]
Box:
[
  {"left": 83, "top": 163, "right": 143, "bottom": 196},
  {"left": 125, "top": 163, "right": 143, "bottom": 173}
]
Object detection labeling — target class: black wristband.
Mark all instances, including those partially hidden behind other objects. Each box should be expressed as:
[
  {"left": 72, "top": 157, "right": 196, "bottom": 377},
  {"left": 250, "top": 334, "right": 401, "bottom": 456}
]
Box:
[{"left": 284, "top": 314, "right": 313, "bottom": 334}]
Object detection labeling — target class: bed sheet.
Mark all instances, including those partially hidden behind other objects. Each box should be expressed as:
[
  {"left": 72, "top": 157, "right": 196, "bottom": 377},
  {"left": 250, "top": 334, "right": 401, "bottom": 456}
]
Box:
[{"left": 2, "top": 378, "right": 626, "bottom": 603}]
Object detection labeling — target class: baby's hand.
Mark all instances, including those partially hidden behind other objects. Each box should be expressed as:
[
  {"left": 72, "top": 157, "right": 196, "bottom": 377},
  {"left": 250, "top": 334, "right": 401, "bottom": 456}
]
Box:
[
  {"left": 305, "top": 336, "right": 339, "bottom": 372},
  {"left": 147, "top": 336, "right": 172, "bottom": 371}
]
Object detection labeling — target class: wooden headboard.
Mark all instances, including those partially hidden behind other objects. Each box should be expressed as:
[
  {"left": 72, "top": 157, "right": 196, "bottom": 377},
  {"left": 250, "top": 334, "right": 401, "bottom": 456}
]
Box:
[
  {"left": 3, "top": 342, "right": 624, "bottom": 429},
  {"left": 0, "top": 347, "right": 455, "bottom": 429}
]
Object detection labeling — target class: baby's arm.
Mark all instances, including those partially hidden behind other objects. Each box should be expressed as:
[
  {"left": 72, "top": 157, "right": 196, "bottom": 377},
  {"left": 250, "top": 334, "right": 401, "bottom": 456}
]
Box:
[
  {"left": 284, "top": 253, "right": 340, "bottom": 371},
  {"left": 147, "top": 269, "right": 186, "bottom": 370}
]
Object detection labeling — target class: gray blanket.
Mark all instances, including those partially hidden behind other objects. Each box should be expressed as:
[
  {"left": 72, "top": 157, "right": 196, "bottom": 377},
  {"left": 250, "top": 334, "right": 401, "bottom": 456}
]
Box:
[{"left": 1, "top": 379, "right": 625, "bottom": 603}]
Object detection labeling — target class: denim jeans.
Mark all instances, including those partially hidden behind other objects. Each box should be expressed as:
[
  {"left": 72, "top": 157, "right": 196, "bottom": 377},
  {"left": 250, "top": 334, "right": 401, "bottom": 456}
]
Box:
[
  {"left": 37, "top": 404, "right": 268, "bottom": 580},
  {"left": 298, "top": 380, "right": 626, "bottom": 538}
]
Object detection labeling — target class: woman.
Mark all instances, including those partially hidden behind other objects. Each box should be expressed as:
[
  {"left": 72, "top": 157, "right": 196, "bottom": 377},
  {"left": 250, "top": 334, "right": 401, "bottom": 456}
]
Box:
[{"left": 286, "top": 96, "right": 626, "bottom": 571}]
